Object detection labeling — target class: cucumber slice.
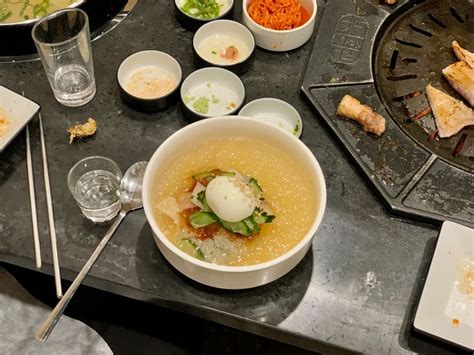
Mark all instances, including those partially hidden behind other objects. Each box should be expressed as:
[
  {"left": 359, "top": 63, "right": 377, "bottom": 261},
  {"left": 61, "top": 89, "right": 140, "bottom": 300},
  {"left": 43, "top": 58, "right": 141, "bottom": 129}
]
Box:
[
  {"left": 189, "top": 211, "right": 218, "bottom": 228},
  {"left": 247, "top": 178, "right": 263, "bottom": 198},
  {"left": 178, "top": 238, "right": 205, "bottom": 260},
  {"left": 219, "top": 220, "right": 253, "bottom": 237},
  {"left": 253, "top": 211, "right": 275, "bottom": 224}
]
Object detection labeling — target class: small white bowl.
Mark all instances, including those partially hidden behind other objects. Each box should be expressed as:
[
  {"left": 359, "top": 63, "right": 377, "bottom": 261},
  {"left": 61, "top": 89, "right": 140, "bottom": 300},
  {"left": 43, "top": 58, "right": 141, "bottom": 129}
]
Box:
[
  {"left": 142, "top": 116, "right": 326, "bottom": 289},
  {"left": 242, "top": 0, "right": 317, "bottom": 51},
  {"left": 175, "top": 0, "right": 235, "bottom": 31},
  {"left": 193, "top": 20, "right": 255, "bottom": 74},
  {"left": 180, "top": 67, "right": 245, "bottom": 120},
  {"left": 117, "top": 50, "right": 182, "bottom": 112},
  {"left": 239, "top": 98, "right": 303, "bottom": 137}
]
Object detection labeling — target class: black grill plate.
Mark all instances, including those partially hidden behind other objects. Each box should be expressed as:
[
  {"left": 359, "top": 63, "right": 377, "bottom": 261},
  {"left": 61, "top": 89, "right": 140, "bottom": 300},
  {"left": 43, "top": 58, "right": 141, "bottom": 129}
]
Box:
[{"left": 302, "top": 0, "right": 473, "bottom": 227}]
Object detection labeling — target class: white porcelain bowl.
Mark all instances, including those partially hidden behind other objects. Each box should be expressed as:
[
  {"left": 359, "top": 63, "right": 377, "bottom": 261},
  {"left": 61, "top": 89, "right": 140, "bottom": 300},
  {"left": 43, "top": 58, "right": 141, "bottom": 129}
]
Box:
[
  {"left": 142, "top": 116, "right": 326, "bottom": 289},
  {"left": 242, "top": 0, "right": 317, "bottom": 51},
  {"left": 239, "top": 98, "right": 303, "bottom": 137}
]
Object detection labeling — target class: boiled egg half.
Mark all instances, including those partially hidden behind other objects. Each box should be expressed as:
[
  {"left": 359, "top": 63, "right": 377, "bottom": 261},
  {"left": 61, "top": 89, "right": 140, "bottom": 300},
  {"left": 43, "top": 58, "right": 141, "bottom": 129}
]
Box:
[{"left": 205, "top": 176, "right": 256, "bottom": 222}]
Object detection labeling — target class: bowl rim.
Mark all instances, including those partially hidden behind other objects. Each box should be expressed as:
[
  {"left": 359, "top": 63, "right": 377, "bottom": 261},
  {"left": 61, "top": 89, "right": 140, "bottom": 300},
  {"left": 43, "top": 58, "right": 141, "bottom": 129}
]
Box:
[
  {"left": 174, "top": 0, "right": 235, "bottom": 22},
  {"left": 238, "top": 97, "right": 303, "bottom": 137},
  {"left": 242, "top": 0, "right": 317, "bottom": 34},
  {"left": 116, "top": 50, "right": 183, "bottom": 102},
  {"left": 193, "top": 19, "right": 256, "bottom": 67},
  {"left": 180, "top": 67, "right": 246, "bottom": 118},
  {"left": 142, "top": 116, "right": 327, "bottom": 273},
  {"left": 2, "top": 0, "right": 85, "bottom": 27}
]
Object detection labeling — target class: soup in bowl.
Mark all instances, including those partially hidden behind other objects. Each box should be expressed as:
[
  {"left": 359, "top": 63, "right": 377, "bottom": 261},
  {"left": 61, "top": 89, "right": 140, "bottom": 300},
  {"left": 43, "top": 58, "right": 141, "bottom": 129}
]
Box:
[{"left": 142, "top": 116, "right": 326, "bottom": 289}]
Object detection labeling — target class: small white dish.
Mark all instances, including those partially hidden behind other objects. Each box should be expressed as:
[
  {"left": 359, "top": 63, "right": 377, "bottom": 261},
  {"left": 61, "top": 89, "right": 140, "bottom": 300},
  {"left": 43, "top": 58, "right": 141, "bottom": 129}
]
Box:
[
  {"left": 242, "top": 0, "right": 317, "bottom": 52},
  {"left": 0, "top": 86, "right": 40, "bottom": 152},
  {"left": 239, "top": 98, "right": 303, "bottom": 137},
  {"left": 414, "top": 221, "right": 474, "bottom": 351},
  {"left": 180, "top": 67, "right": 245, "bottom": 120},
  {"left": 117, "top": 50, "right": 182, "bottom": 112},
  {"left": 193, "top": 20, "right": 255, "bottom": 74}
]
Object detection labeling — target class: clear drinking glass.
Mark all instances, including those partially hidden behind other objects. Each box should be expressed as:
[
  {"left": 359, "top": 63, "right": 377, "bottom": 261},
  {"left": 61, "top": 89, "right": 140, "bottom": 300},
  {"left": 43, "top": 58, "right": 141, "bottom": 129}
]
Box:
[
  {"left": 32, "top": 8, "right": 96, "bottom": 107},
  {"left": 68, "top": 156, "right": 122, "bottom": 222}
]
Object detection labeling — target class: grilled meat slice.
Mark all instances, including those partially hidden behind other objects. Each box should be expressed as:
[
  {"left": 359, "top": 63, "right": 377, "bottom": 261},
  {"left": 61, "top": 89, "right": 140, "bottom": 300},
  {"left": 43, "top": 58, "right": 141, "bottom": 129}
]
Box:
[
  {"left": 337, "top": 95, "right": 386, "bottom": 136},
  {"left": 442, "top": 61, "right": 474, "bottom": 107},
  {"left": 426, "top": 84, "right": 474, "bottom": 138},
  {"left": 452, "top": 41, "right": 474, "bottom": 69}
]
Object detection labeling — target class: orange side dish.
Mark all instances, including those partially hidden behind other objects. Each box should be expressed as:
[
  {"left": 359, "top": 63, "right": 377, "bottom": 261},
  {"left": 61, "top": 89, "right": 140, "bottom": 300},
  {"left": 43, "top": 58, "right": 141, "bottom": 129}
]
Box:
[{"left": 247, "top": 0, "right": 310, "bottom": 31}]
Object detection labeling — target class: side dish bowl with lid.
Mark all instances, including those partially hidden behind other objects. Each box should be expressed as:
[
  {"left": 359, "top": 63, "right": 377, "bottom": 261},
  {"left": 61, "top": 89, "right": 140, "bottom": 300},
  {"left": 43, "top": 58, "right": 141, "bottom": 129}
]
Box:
[{"left": 142, "top": 116, "right": 326, "bottom": 289}]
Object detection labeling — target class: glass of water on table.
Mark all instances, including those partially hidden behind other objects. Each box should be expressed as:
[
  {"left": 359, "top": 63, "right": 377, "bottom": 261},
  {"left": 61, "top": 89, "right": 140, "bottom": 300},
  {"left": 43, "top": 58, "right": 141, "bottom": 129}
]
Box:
[
  {"left": 68, "top": 156, "right": 122, "bottom": 222},
  {"left": 32, "top": 8, "right": 96, "bottom": 107}
]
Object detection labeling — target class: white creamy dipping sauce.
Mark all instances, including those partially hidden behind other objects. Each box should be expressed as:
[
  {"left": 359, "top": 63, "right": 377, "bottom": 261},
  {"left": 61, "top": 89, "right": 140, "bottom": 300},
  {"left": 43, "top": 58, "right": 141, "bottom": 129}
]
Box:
[
  {"left": 197, "top": 35, "right": 250, "bottom": 65},
  {"left": 125, "top": 66, "right": 177, "bottom": 99}
]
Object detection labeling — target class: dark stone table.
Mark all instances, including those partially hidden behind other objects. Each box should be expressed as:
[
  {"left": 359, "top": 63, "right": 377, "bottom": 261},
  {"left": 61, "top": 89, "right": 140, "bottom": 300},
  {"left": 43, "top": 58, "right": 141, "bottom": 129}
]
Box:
[{"left": 0, "top": 1, "right": 467, "bottom": 353}]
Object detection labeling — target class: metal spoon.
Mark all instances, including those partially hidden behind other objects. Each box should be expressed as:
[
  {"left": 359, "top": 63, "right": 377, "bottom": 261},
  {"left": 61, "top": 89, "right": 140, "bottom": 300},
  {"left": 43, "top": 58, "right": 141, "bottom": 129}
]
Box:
[{"left": 36, "top": 161, "right": 148, "bottom": 342}]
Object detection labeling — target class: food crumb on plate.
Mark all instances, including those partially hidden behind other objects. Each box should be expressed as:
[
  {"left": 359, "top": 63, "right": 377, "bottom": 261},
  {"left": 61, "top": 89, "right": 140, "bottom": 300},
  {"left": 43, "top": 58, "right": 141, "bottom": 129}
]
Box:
[
  {"left": 451, "top": 318, "right": 460, "bottom": 327},
  {"left": 0, "top": 108, "right": 9, "bottom": 137}
]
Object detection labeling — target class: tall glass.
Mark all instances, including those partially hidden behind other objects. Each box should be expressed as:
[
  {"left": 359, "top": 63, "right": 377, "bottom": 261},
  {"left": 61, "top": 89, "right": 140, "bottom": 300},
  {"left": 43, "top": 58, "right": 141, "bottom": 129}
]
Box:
[{"left": 32, "top": 8, "right": 96, "bottom": 107}]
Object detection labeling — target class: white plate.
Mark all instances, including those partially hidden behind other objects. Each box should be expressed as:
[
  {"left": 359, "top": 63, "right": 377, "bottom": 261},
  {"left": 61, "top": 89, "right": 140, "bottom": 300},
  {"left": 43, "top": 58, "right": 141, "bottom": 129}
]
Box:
[
  {"left": 414, "top": 221, "right": 474, "bottom": 351},
  {"left": 0, "top": 86, "right": 40, "bottom": 152}
]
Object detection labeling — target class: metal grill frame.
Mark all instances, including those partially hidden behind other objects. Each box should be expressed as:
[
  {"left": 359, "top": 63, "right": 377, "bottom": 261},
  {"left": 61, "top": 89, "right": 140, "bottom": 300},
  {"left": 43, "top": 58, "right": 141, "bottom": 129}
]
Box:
[{"left": 301, "top": 0, "right": 473, "bottom": 227}]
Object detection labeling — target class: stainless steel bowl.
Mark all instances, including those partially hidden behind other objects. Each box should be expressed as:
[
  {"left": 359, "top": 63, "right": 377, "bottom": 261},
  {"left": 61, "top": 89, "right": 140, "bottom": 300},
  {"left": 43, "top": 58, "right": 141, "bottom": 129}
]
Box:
[{"left": 0, "top": 0, "right": 127, "bottom": 56}]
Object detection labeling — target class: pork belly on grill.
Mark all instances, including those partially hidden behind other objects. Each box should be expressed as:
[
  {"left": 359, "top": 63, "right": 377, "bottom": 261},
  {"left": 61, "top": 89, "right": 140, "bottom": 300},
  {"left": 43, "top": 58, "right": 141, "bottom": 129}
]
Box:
[
  {"left": 442, "top": 61, "right": 474, "bottom": 107},
  {"left": 426, "top": 84, "right": 474, "bottom": 138},
  {"left": 452, "top": 41, "right": 474, "bottom": 69},
  {"left": 337, "top": 95, "right": 386, "bottom": 136}
]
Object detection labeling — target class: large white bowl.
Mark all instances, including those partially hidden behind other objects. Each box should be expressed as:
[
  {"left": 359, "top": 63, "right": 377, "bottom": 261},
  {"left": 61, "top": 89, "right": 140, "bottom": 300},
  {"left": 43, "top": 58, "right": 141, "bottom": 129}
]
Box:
[
  {"left": 242, "top": 0, "right": 317, "bottom": 51},
  {"left": 142, "top": 116, "right": 326, "bottom": 289}
]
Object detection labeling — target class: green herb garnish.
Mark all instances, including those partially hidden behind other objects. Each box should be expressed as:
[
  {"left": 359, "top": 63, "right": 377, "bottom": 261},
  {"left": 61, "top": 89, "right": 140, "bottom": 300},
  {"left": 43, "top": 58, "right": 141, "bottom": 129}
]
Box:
[
  {"left": 192, "top": 96, "right": 210, "bottom": 114},
  {"left": 180, "top": 0, "right": 223, "bottom": 19}
]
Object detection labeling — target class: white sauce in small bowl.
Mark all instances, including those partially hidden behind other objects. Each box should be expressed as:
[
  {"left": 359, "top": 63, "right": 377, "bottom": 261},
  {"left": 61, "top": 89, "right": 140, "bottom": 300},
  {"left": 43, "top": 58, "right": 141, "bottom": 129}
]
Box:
[
  {"left": 197, "top": 34, "right": 250, "bottom": 65},
  {"left": 124, "top": 66, "right": 177, "bottom": 99}
]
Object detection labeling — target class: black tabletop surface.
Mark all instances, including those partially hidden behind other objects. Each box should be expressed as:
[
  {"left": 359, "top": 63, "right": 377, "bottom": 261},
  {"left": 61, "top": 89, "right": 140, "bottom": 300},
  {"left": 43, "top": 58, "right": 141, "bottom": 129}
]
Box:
[{"left": 0, "top": 0, "right": 468, "bottom": 353}]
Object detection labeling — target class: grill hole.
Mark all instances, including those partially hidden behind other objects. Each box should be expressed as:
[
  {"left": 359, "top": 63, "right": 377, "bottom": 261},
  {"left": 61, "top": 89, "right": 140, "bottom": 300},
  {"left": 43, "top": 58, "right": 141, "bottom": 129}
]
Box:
[
  {"left": 409, "top": 24, "right": 433, "bottom": 37},
  {"left": 402, "top": 58, "right": 418, "bottom": 64},
  {"left": 395, "top": 38, "right": 423, "bottom": 48},
  {"left": 387, "top": 74, "right": 418, "bottom": 81},
  {"left": 428, "top": 13, "right": 447, "bottom": 28},
  {"left": 390, "top": 50, "right": 399, "bottom": 70},
  {"left": 393, "top": 90, "right": 423, "bottom": 102},
  {"left": 450, "top": 7, "right": 465, "bottom": 24}
]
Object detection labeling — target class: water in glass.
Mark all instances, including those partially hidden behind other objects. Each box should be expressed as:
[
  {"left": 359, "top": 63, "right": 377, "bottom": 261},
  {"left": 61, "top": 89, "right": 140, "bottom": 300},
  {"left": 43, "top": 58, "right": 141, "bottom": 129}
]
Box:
[
  {"left": 53, "top": 64, "right": 96, "bottom": 107},
  {"left": 75, "top": 169, "right": 121, "bottom": 222}
]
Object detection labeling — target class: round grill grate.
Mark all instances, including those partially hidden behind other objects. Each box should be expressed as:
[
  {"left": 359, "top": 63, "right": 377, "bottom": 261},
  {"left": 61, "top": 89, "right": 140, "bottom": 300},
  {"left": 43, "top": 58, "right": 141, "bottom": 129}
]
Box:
[{"left": 374, "top": 0, "right": 474, "bottom": 174}]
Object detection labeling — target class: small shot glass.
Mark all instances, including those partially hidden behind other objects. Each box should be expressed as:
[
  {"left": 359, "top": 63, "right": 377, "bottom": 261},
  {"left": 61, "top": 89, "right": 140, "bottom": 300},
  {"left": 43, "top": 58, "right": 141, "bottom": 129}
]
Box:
[{"left": 68, "top": 156, "right": 122, "bottom": 222}]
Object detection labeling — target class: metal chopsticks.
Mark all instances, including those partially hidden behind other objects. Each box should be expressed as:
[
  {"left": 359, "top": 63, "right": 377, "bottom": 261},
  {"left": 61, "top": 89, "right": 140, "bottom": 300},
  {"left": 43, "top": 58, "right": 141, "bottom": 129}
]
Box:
[
  {"left": 26, "top": 124, "right": 42, "bottom": 269},
  {"left": 38, "top": 112, "right": 63, "bottom": 298}
]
